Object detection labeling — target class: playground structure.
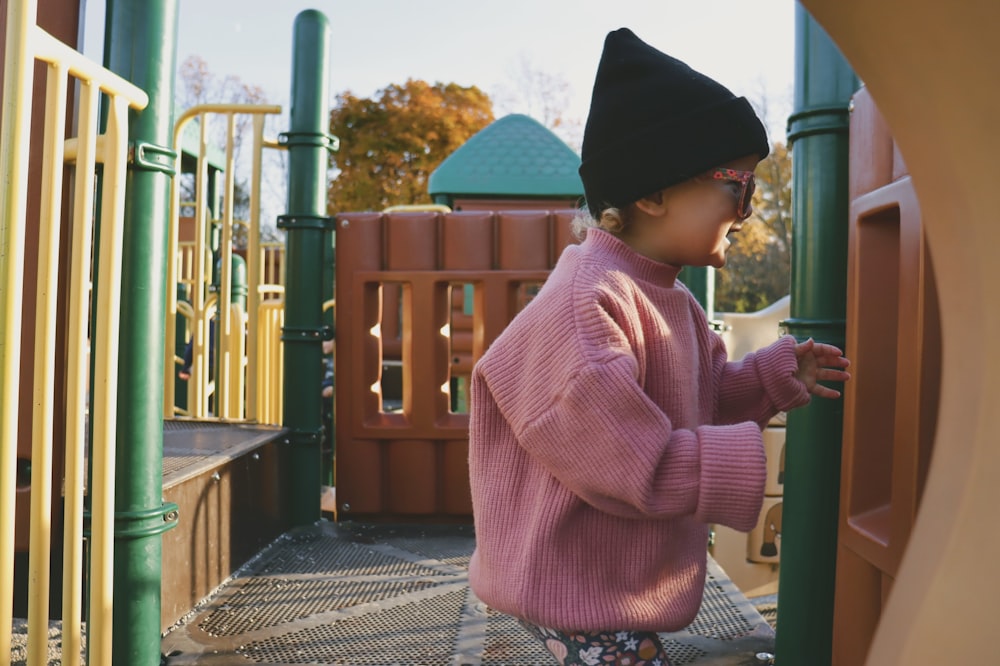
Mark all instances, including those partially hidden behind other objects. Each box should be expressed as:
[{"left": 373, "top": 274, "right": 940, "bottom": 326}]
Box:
[{"left": 0, "top": 0, "right": 999, "bottom": 665}]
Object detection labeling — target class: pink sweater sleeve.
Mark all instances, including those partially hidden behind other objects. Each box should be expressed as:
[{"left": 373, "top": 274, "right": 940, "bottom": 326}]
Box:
[
  {"left": 713, "top": 334, "right": 811, "bottom": 427},
  {"left": 505, "top": 352, "right": 767, "bottom": 532}
]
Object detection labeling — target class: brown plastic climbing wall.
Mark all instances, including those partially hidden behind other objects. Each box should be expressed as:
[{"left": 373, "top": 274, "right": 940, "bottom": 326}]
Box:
[
  {"left": 333, "top": 209, "right": 578, "bottom": 520},
  {"left": 832, "top": 87, "right": 942, "bottom": 665}
]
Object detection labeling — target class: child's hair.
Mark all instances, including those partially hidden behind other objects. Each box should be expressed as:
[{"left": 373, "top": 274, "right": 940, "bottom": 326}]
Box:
[{"left": 571, "top": 206, "right": 627, "bottom": 240}]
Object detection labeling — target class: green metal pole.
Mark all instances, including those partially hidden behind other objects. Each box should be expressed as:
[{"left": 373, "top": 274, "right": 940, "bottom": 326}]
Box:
[
  {"left": 679, "top": 265, "right": 710, "bottom": 312},
  {"left": 280, "top": 10, "right": 335, "bottom": 526},
  {"left": 102, "top": 1, "right": 180, "bottom": 664},
  {"left": 775, "top": 6, "right": 858, "bottom": 664}
]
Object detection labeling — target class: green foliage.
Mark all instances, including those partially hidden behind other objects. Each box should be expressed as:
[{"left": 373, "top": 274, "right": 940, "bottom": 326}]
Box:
[
  {"left": 715, "top": 142, "right": 793, "bottom": 313},
  {"left": 327, "top": 79, "right": 494, "bottom": 213}
]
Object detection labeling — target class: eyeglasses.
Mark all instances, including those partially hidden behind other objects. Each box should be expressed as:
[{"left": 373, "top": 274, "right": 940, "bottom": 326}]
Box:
[{"left": 710, "top": 168, "right": 756, "bottom": 221}]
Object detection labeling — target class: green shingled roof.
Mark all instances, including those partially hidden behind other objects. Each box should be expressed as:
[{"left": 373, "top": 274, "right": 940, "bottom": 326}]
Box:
[{"left": 428, "top": 114, "right": 583, "bottom": 198}]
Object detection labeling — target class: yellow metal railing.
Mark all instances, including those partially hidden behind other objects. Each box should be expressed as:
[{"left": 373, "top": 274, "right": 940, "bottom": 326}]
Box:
[
  {"left": 0, "top": 2, "right": 148, "bottom": 665},
  {"left": 165, "top": 104, "right": 283, "bottom": 421},
  {"left": 256, "top": 291, "right": 286, "bottom": 424}
]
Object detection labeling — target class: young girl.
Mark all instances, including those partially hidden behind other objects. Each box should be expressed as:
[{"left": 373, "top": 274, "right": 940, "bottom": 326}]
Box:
[{"left": 467, "top": 28, "right": 851, "bottom": 666}]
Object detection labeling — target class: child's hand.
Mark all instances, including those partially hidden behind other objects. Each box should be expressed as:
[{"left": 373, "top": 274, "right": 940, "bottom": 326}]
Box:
[{"left": 794, "top": 337, "right": 851, "bottom": 399}]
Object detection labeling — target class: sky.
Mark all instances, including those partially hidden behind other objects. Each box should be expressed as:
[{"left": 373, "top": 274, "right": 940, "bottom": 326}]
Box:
[{"left": 82, "top": 1, "right": 798, "bottom": 146}]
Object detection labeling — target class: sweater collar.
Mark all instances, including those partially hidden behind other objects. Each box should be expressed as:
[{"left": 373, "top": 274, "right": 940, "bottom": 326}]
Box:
[{"left": 584, "top": 228, "right": 683, "bottom": 287}]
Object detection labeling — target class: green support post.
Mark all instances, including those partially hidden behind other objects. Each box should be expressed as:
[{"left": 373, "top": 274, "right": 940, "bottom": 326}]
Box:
[
  {"left": 101, "top": 1, "right": 180, "bottom": 664},
  {"left": 679, "top": 266, "right": 710, "bottom": 313},
  {"left": 774, "top": 6, "right": 858, "bottom": 664},
  {"left": 279, "top": 10, "right": 336, "bottom": 526}
]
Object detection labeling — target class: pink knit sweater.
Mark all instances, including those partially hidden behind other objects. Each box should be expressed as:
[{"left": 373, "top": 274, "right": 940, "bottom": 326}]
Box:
[{"left": 468, "top": 229, "right": 809, "bottom": 632}]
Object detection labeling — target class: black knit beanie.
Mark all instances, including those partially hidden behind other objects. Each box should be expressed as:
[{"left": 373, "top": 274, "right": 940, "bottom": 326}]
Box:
[{"left": 579, "top": 28, "right": 770, "bottom": 217}]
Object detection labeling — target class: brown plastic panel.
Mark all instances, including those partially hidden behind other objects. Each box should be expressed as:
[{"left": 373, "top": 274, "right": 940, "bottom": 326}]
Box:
[
  {"left": 849, "top": 87, "right": 895, "bottom": 200},
  {"left": 386, "top": 439, "right": 438, "bottom": 514},
  {"left": 441, "top": 212, "right": 494, "bottom": 270},
  {"left": 334, "top": 211, "right": 578, "bottom": 519},
  {"left": 832, "top": 544, "right": 884, "bottom": 666},
  {"left": 833, "top": 89, "right": 942, "bottom": 665},
  {"left": 386, "top": 212, "right": 438, "bottom": 270},
  {"left": 497, "top": 211, "right": 552, "bottom": 270}
]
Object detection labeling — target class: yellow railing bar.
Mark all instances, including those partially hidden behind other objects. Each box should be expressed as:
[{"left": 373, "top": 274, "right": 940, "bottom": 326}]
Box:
[
  {"left": 262, "top": 241, "right": 286, "bottom": 289},
  {"left": 26, "top": 56, "right": 69, "bottom": 666},
  {"left": 245, "top": 114, "right": 266, "bottom": 420},
  {"left": 217, "top": 114, "right": 236, "bottom": 418},
  {"left": 62, "top": 78, "right": 102, "bottom": 666},
  {"left": 225, "top": 304, "right": 247, "bottom": 418},
  {"left": 257, "top": 299, "right": 285, "bottom": 424},
  {"left": 0, "top": 0, "right": 38, "bottom": 662},
  {"left": 88, "top": 93, "right": 133, "bottom": 666}
]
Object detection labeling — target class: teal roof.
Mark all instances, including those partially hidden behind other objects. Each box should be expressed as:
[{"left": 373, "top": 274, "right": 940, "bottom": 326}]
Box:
[{"left": 428, "top": 114, "right": 583, "bottom": 198}]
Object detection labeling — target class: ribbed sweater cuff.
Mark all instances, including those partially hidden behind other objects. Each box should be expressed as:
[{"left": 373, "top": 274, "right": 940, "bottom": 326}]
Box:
[
  {"left": 756, "top": 336, "right": 810, "bottom": 412},
  {"left": 694, "top": 423, "right": 767, "bottom": 532}
]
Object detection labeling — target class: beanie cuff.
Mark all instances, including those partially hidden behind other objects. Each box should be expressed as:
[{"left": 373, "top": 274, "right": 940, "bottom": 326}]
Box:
[{"left": 580, "top": 96, "right": 769, "bottom": 215}]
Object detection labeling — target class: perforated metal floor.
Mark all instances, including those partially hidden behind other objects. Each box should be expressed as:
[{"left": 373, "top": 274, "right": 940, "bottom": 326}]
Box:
[{"left": 161, "top": 522, "right": 775, "bottom": 665}]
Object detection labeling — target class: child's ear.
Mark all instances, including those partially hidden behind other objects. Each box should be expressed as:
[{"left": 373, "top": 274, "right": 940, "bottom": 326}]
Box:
[{"left": 634, "top": 189, "right": 668, "bottom": 216}]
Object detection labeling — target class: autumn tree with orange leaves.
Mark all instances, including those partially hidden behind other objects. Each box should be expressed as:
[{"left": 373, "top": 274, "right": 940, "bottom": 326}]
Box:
[{"left": 327, "top": 79, "right": 494, "bottom": 213}]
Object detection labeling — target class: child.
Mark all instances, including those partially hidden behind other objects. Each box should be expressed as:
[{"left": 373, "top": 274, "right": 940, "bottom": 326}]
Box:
[{"left": 467, "top": 28, "right": 850, "bottom": 666}]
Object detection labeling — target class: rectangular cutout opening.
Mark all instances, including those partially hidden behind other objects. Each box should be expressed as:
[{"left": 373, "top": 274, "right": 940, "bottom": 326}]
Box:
[{"left": 847, "top": 205, "right": 900, "bottom": 546}]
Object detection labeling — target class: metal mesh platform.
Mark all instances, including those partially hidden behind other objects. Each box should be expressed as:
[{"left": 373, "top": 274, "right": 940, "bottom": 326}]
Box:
[
  {"left": 162, "top": 420, "right": 286, "bottom": 486},
  {"left": 161, "top": 522, "right": 775, "bottom": 665}
]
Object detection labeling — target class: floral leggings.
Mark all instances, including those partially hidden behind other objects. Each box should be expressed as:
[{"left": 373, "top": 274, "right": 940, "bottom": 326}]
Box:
[{"left": 518, "top": 620, "right": 672, "bottom": 666}]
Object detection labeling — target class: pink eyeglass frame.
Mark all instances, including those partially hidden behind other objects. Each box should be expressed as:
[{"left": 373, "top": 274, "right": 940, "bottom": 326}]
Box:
[{"left": 710, "top": 167, "right": 756, "bottom": 220}]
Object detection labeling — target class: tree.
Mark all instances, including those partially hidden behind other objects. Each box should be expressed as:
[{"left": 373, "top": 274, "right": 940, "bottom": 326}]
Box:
[
  {"left": 715, "top": 141, "right": 793, "bottom": 312},
  {"left": 176, "top": 55, "right": 282, "bottom": 246},
  {"left": 492, "top": 55, "right": 582, "bottom": 151},
  {"left": 327, "top": 79, "right": 494, "bottom": 214}
]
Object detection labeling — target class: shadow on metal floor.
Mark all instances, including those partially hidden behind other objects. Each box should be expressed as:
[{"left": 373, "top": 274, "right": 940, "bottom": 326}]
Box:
[{"left": 161, "top": 521, "right": 775, "bottom": 666}]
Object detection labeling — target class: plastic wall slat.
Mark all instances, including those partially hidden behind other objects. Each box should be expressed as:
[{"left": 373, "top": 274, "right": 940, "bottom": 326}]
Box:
[
  {"left": 402, "top": 275, "right": 451, "bottom": 428},
  {"left": 386, "top": 212, "right": 438, "bottom": 270},
  {"left": 337, "top": 212, "right": 384, "bottom": 271},
  {"left": 497, "top": 211, "right": 551, "bottom": 270},
  {"left": 442, "top": 212, "right": 493, "bottom": 270}
]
